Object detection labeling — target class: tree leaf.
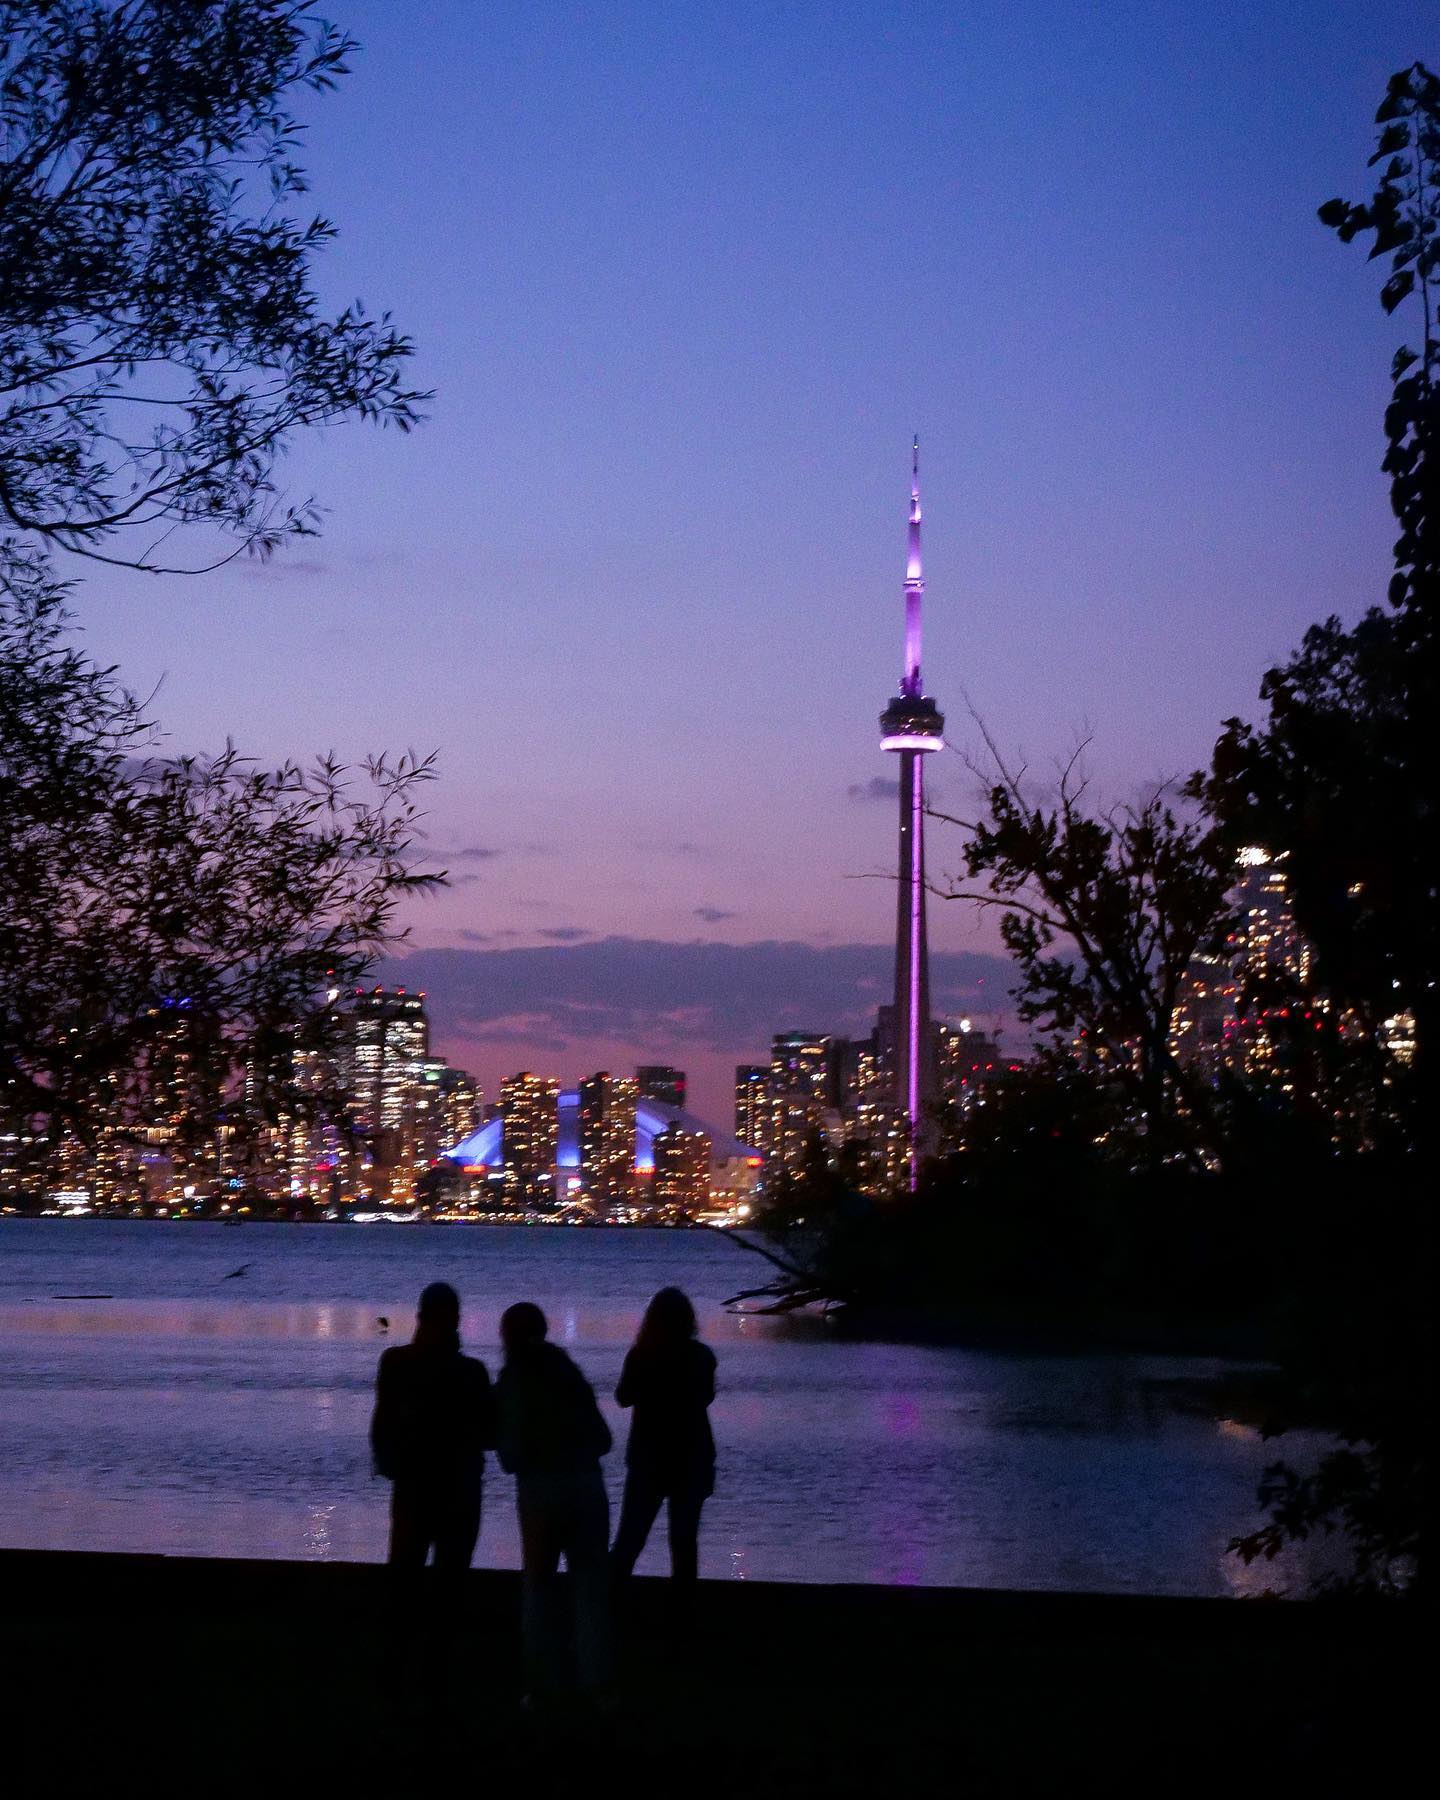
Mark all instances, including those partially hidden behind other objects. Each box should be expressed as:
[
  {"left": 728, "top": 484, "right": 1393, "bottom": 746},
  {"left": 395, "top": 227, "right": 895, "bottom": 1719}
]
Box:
[
  {"left": 1380, "top": 270, "right": 1415, "bottom": 313},
  {"left": 1368, "top": 122, "right": 1411, "bottom": 162}
]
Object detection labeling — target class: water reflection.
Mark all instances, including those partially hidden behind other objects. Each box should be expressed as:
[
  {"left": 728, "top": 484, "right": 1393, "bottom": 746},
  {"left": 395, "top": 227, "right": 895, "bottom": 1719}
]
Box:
[
  {"left": 881, "top": 1394, "right": 923, "bottom": 1438},
  {"left": 0, "top": 1219, "right": 1310, "bottom": 1594},
  {"left": 304, "top": 1502, "right": 335, "bottom": 1559}
]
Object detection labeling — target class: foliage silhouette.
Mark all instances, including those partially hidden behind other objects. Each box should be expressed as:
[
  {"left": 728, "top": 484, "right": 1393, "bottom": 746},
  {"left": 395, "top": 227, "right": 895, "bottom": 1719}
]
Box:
[
  {"left": 0, "top": 0, "right": 426, "bottom": 574},
  {"left": 1193, "top": 64, "right": 1436, "bottom": 1150},
  {"left": 0, "top": 545, "right": 442, "bottom": 1184},
  {"left": 934, "top": 722, "right": 1234, "bottom": 1171}
]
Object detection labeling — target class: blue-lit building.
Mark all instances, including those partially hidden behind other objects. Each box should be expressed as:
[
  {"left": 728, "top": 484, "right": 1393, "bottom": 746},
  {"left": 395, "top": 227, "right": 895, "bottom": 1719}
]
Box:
[{"left": 444, "top": 1088, "right": 761, "bottom": 1218}]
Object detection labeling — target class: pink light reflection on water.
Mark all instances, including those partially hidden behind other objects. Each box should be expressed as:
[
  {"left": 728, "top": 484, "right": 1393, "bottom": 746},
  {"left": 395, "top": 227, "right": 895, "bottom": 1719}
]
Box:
[
  {"left": 0, "top": 1222, "right": 1319, "bottom": 1593},
  {"left": 882, "top": 1394, "right": 923, "bottom": 1438}
]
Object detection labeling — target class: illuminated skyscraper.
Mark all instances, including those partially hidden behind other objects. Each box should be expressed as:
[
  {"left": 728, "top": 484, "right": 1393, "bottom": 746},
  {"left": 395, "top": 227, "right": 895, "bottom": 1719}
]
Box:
[
  {"left": 764, "top": 1089, "right": 831, "bottom": 1176},
  {"left": 734, "top": 1064, "right": 770, "bottom": 1148},
  {"left": 937, "top": 1019, "right": 1003, "bottom": 1116},
  {"left": 415, "top": 1060, "right": 481, "bottom": 1168},
  {"left": 769, "top": 1032, "right": 831, "bottom": 1104},
  {"left": 651, "top": 1120, "right": 711, "bottom": 1217},
  {"left": 345, "top": 987, "right": 430, "bottom": 1201},
  {"left": 499, "top": 1072, "right": 560, "bottom": 1203},
  {"left": 347, "top": 989, "right": 429, "bottom": 1135},
  {"left": 1231, "top": 848, "right": 1311, "bottom": 990},
  {"left": 636, "top": 1065, "right": 686, "bottom": 1109},
  {"left": 440, "top": 1066, "right": 481, "bottom": 1150},
  {"left": 578, "top": 1070, "right": 638, "bottom": 1210},
  {"left": 1170, "top": 850, "right": 1316, "bottom": 1088},
  {"left": 879, "top": 442, "right": 944, "bottom": 1184}
]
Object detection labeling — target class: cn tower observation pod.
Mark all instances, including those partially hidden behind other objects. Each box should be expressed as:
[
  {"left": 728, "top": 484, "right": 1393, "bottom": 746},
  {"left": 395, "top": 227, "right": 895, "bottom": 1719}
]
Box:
[{"left": 879, "top": 691, "right": 945, "bottom": 752}]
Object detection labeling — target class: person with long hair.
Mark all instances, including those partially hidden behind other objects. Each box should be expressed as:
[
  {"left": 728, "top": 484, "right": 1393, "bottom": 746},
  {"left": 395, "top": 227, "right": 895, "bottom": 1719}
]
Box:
[{"left": 610, "top": 1286, "right": 716, "bottom": 1623}]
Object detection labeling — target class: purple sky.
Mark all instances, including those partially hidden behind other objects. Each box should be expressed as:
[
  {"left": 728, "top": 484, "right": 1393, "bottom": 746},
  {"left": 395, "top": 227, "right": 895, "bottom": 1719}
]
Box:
[{"left": 67, "top": 1, "right": 1429, "bottom": 1124}]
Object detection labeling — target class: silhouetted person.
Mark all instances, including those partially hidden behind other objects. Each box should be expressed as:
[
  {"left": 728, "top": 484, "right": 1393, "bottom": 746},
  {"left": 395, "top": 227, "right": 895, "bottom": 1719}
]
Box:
[
  {"left": 495, "top": 1301, "right": 613, "bottom": 1703},
  {"left": 371, "top": 1282, "right": 494, "bottom": 1572},
  {"left": 610, "top": 1287, "right": 716, "bottom": 1628}
]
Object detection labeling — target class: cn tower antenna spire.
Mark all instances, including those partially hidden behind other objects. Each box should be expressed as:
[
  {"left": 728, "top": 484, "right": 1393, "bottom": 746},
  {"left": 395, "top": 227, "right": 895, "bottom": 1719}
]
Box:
[{"left": 903, "top": 437, "right": 924, "bottom": 696}]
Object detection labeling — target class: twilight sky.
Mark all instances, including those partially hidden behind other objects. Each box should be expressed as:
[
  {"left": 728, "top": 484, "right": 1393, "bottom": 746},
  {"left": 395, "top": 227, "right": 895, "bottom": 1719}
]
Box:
[{"left": 67, "top": 1, "right": 1430, "bottom": 1123}]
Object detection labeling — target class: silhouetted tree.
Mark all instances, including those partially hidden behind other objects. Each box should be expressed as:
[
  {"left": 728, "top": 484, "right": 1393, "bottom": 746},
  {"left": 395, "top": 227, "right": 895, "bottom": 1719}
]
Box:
[
  {"left": 0, "top": 3, "right": 438, "bottom": 1187},
  {"left": 934, "top": 725, "right": 1234, "bottom": 1170},
  {"left": 1197, "top": 65, "right": 1435, "bottom": 1597},
  {"left": 0, "top": 0, "right": 424, "bottom": 574},
  {"left": 0, "top": 547, "right": 441, "bottom": 1168},
  {"left": 1228, "top": 1170, "right": 1425, "bottom": 1595},
  {"left": 1194, "top": 62, "right": 1437, "bottom": 1138}
]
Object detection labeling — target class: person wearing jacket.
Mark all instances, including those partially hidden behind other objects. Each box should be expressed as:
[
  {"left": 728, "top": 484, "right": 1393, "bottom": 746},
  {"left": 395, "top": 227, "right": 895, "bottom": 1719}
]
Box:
[
  {"left": 371, "top": 1280, "right": 494, "bottom": 1571},
  {"left": 494, "top": 1301, "right": 613, "bottom": 1702},
  {"left": 610, "top": 1286, "right": 716, "bottom": 1627}
]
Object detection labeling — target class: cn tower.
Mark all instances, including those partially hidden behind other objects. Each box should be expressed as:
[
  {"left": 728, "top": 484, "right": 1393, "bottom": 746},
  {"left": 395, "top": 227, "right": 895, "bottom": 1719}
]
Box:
[{"left": 879, "top": 441, "right": 944, "bottom": 1185}]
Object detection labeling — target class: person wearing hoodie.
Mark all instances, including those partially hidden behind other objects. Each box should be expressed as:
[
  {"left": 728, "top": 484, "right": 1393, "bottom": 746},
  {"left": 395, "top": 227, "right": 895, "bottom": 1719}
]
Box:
[
  {"left": 371, "top": 1280, "right": 495, "bottom": 1571},
  {"left": 494, "top": 1301, "right": 613, "bottom": 1703}
]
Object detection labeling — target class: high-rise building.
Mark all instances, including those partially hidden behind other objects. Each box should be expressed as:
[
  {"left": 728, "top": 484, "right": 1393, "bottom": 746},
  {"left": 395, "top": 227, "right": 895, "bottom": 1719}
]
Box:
[
  {"left": 734, "top": 1064, "right": 770, "bottom": 1148},
  {"left": 1380, "top": 1010, "right": 1416, "bottom": 1067},
  {"left": 761, "top": 1089, "right": 840, "bottom": 1179},
  {"left": 578, "top": 1072, "right": 607, "bottom": 1172},
  {"left": 836, "top": 1035, "right": 901, "bottom": 1189},
  {"left": 108, "top": 1000, "right": 229, "bottom": 1210},
  {"left": 878, "top": 442, "right": 944, "bottom": 1185},
  {"left": 635, "top": 1065, "right": 686, "bottom": 1109},
  {"left": 770, "top": 1032, "right": 831, "bottom": 1104},
  {"left": 439, "top": 1066, "right": 481, "bottom": 1151},
  {"left": 651, "top": 1120, "right": 711, "bottom": 1217},
  {"left": 414, "top": 1059, "right": 481, "bottom": 1169},
  {"left": 344, "top": 988, "right": 431, "bottom": 1202},
  {"left": 1231, "top": 848, "right": 1311, "bottom": 989},
  {"left": 272, "top": 986, "right": 353, "bottom": 1208},
  {"left": 845, "top": 1036, "right": 883, "bottom": 1109},
  {"left": 938, "top": 1019, "right": 1004, "bottom": 1114},
  {"left": 1170, "top": 851, "right": 1316, "bottom": 1089},
  {"left": 347, "top": 989, "right": 430, "bottom": 1132},
  {"left": 762, "top": 1033, "right": 840, "bottom": 1176},
  {"left": 840, "top": 1097, "right": 910, "bottom": 1194},
  {"left": 1169, "top": 956, "right": 1238, "bottom": 1083},
  {"left": 499, "top": 1072, "right": 560, "bottom": 1204},
  {"left": 578, "top": 1070, "right": 638, "bottom": 1211}
]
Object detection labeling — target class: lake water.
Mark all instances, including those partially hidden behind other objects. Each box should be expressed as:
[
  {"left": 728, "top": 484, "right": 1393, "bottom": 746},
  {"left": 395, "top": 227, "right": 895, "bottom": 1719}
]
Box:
[{"left": 0, "top": 1219, "right": 1301, "bottom": 1594}]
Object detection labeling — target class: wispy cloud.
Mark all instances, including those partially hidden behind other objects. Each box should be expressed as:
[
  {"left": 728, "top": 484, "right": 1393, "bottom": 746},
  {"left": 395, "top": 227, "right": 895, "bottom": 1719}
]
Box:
[
  {"left": 381, "top": 937, "right": 1012, "bottom": 1056},
  {"left": 846, "top": 776, "right": 896, "bottom": 803},
  {"left": 693, "top": 906, "right": 736, "bottom": 923},
  {"left": 638, "top": 839, "right": 706, "bottom": 858},
  {"left": 239, "top": 558, "right": 329, "bottom": 582}
]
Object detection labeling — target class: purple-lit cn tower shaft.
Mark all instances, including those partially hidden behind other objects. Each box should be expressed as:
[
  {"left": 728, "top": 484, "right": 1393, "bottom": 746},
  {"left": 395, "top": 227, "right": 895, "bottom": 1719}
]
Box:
[{"left": 880, "top": 442, "right": 944, "bottom": 1187}]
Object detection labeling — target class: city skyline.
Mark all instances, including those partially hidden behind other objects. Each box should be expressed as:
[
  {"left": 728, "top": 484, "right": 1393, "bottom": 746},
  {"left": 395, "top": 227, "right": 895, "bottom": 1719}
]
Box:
[
  {"left": 54, "top": 0, "right": 1431, "bottom": 1121},
  {"left": 12, "top": 823, "right": 1377, "bottom": 1220}
]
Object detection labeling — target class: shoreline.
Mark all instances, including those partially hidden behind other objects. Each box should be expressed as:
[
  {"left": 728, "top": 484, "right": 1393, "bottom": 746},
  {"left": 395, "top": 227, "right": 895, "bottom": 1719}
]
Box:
[
  {"left": 0, "top": 1542, "right": 1369, "bottom": 1622},
  {"left": 1, "top": 1548, "right": 1417, "bottom": 1795}
]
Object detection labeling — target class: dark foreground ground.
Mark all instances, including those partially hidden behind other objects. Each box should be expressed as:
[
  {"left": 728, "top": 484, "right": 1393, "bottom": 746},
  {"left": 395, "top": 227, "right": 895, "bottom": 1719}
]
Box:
[{"left": 0, "top": 1550, "right": 1420, "bottom": 1798}]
